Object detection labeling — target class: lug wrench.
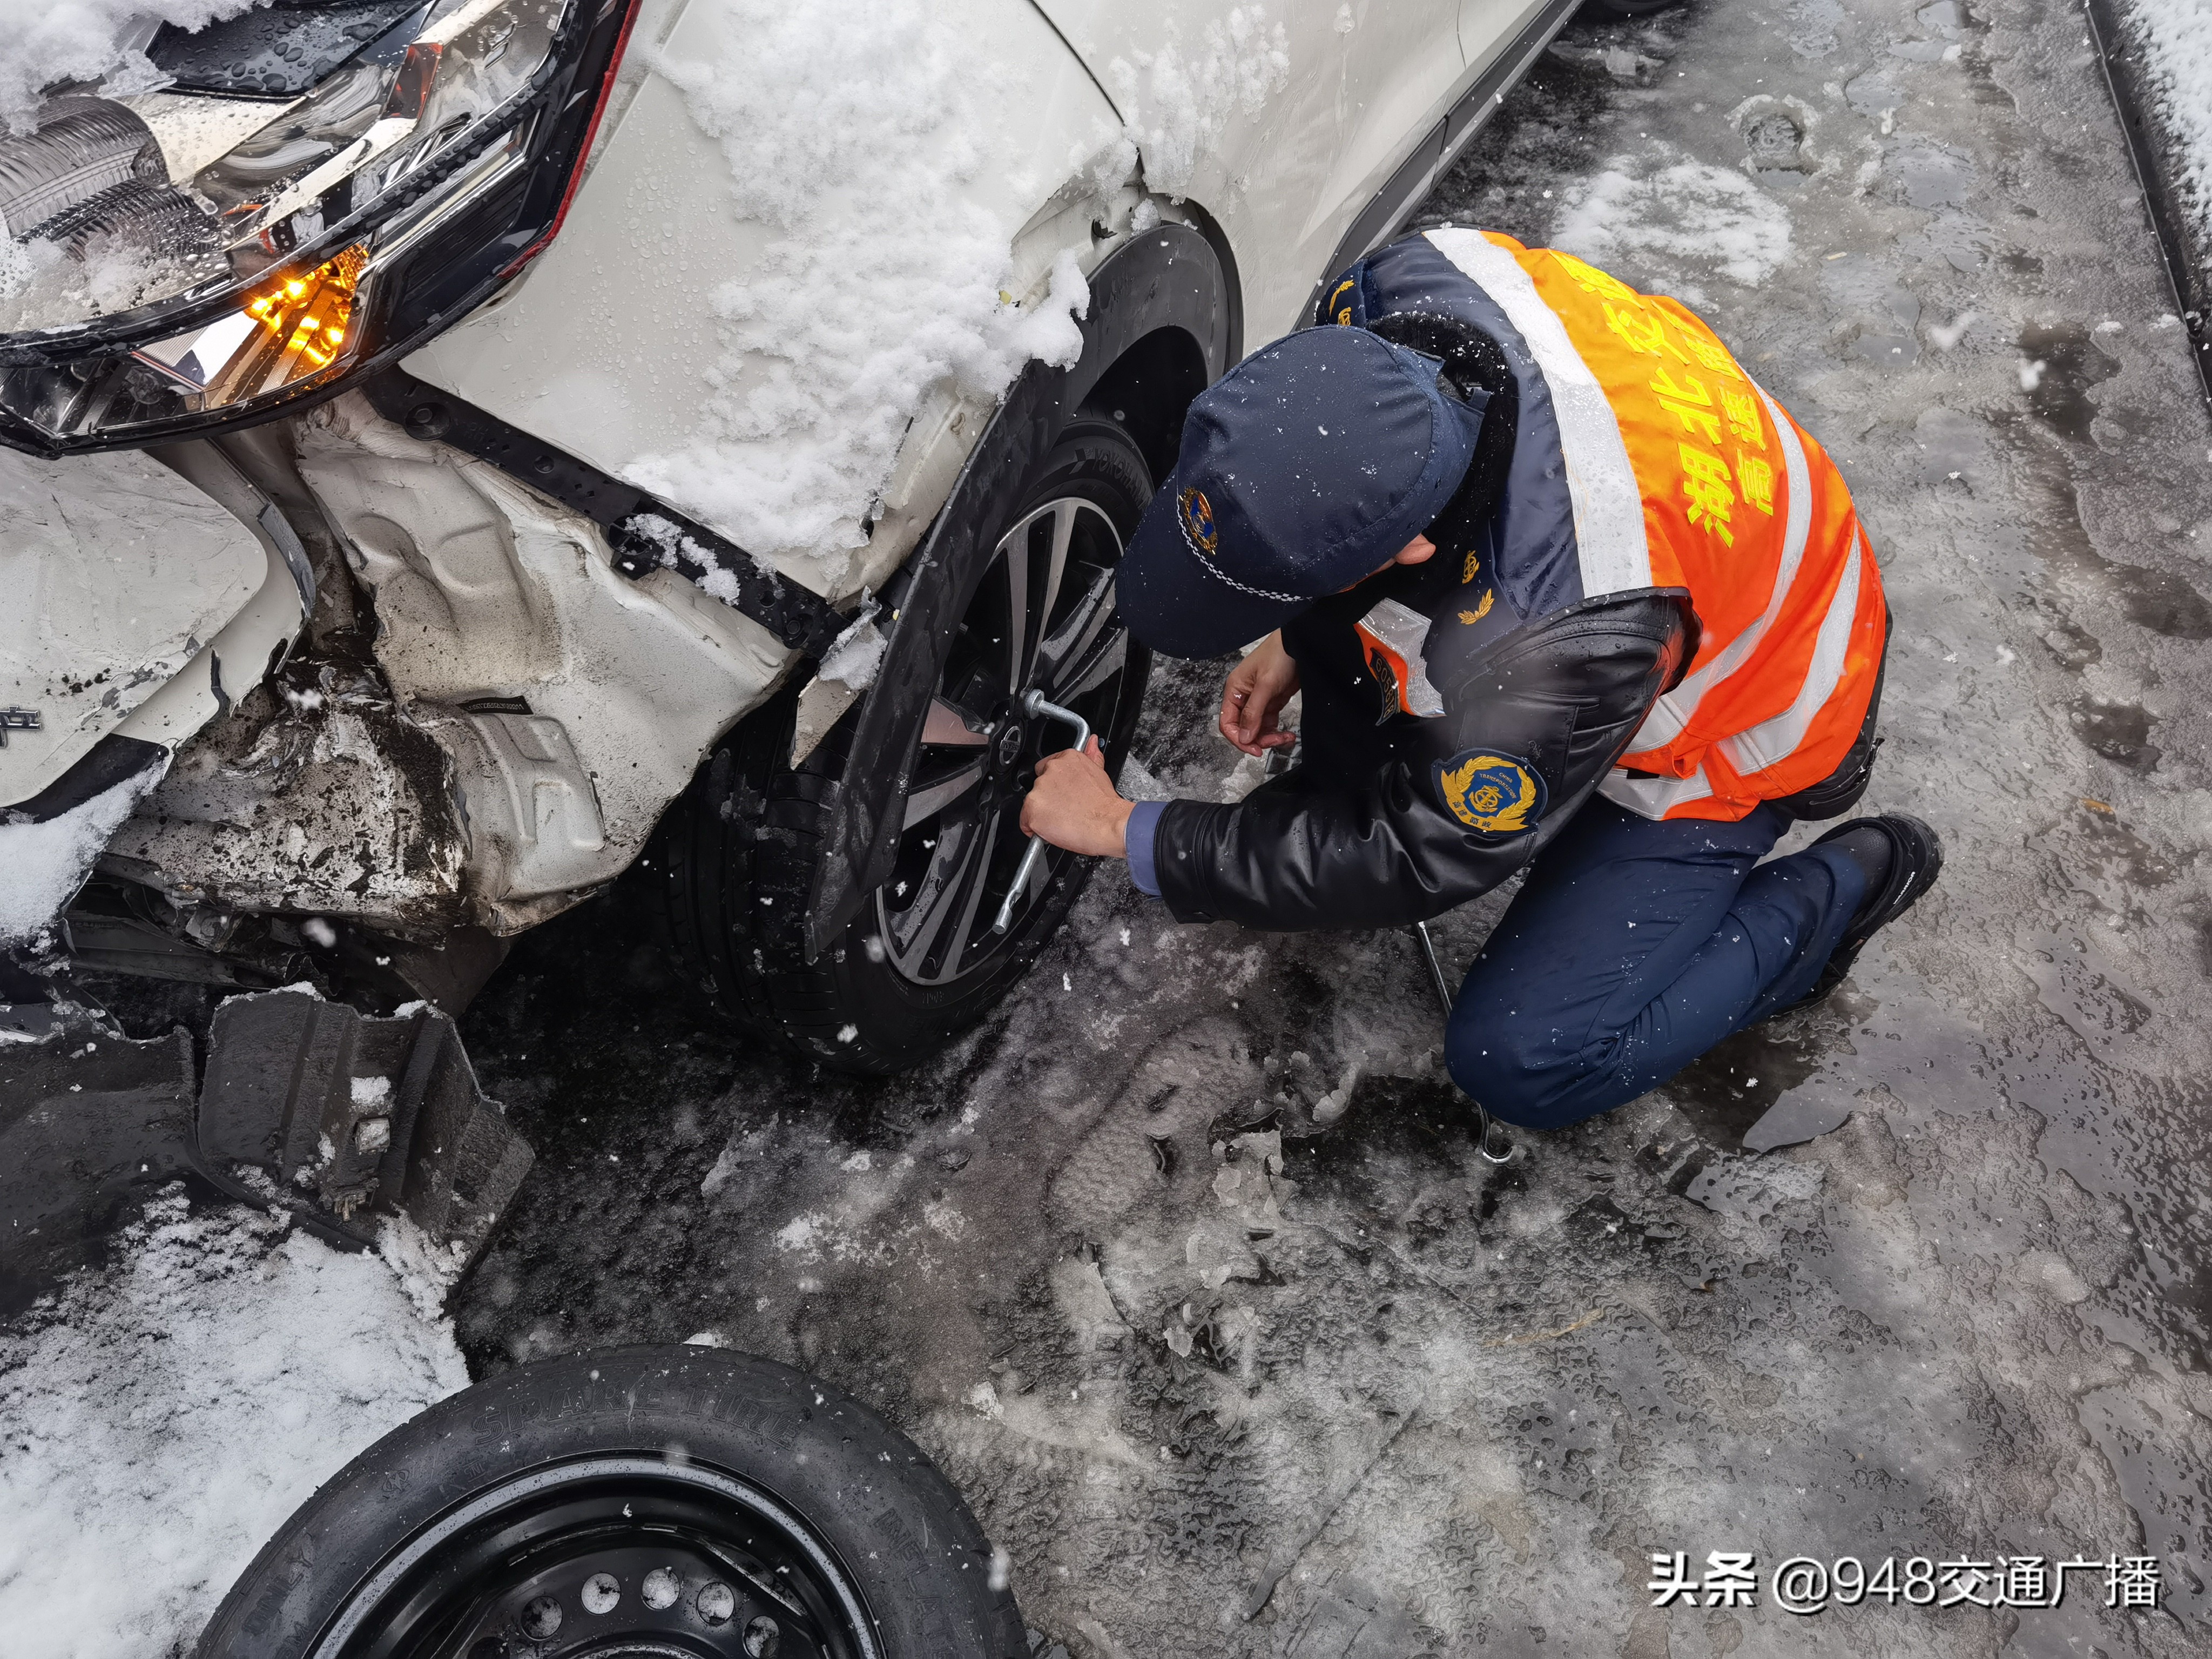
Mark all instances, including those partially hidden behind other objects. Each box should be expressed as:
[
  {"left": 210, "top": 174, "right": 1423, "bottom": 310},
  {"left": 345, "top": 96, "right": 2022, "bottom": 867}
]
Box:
[
  {"left": 1412, "top": 920, "right": 1512, "bottom": 1164},
  {"left": 990, "top": 689, "right": 1091, "bottom": 936}
]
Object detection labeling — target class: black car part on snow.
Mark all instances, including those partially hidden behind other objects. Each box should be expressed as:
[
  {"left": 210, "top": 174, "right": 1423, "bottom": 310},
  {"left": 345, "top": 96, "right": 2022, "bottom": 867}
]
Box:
[
  {"left": 800, "top": 221, "right": 1237, "bottom": 960},
  {"left": 365, "top": 367, "right": 850, "bottom": 658},
  {"left": 194, "top": 1345, "right": 1029, "bottom": 1659},
  {"left": 197, "top": 990, "right": 531, "bottom": 1258},
  {"left": 0, "top": 989, "right": 530, "bottom": 1314},
  {"left": 0, "top": 0, "right": 644, "bottom": 456}
]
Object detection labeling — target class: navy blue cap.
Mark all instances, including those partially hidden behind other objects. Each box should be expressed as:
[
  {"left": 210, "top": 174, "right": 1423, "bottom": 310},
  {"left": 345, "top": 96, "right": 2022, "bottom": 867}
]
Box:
[{"left": 1117, "top": 326, "right": 1484, "bottom": 659}]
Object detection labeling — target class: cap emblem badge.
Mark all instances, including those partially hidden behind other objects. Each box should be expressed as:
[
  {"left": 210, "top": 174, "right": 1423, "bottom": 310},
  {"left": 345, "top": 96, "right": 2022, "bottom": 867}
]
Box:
[{"left": 1177, "top": 487, "right": 1219, "bottom": 558}]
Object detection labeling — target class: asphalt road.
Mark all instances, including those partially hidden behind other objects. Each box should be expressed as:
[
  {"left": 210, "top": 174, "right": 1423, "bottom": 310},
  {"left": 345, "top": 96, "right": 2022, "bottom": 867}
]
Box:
[{"left": 455, "top": 1, "right": 2212, "bottom": 1653}]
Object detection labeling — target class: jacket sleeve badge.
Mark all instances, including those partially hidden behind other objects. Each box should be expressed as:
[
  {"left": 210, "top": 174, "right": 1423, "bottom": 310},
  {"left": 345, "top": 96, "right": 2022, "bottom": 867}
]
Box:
[{"left": 1434, "top": 750, "right": 1545, "bottom": 833}]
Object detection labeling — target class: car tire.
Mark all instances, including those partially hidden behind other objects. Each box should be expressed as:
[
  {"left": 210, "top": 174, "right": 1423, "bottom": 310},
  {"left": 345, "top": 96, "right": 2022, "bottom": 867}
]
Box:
[
  {"left": 193, "top": 1345, "right": 1027, "bottom": 1659},
  {"left": 658, "top": 421, "right": 1154, "bottom": 1075}
]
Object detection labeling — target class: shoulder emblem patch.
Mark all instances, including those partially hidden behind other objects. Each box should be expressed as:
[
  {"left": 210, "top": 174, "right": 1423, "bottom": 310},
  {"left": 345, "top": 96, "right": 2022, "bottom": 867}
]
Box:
[
  {"left": 1177, "top": 486, "right": 1219, "bottom": 557},
  {"left": 1435, "top": 750, "right": 1545, "bottom": 834}
]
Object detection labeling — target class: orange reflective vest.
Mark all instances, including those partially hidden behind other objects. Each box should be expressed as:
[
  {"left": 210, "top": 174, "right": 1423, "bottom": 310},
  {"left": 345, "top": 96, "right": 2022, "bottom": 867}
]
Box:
[{"left": 1417, "top": 230, "right": 1886, "bottom": 822}]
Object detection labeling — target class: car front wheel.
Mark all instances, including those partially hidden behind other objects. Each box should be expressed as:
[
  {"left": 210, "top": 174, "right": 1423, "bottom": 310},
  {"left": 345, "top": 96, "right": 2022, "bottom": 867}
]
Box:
[{"left": 658, "top": 421, "right": 1153, "bottom": 1074}]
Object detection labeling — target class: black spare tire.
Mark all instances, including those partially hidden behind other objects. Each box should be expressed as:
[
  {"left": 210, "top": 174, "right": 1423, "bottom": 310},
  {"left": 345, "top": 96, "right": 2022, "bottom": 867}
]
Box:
[
  {"left": 194, "top": 1345, "right": 1026, "bottom": 1659},
  {"left": 658, "top": 422, "right": 1153, "bottom": 1074}
]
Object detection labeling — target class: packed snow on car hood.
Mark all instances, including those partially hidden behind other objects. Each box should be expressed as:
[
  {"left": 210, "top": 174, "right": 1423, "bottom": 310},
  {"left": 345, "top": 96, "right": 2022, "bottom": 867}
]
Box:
[{"left": 620, "top": 0, "right": 1102, "bottom": 584}]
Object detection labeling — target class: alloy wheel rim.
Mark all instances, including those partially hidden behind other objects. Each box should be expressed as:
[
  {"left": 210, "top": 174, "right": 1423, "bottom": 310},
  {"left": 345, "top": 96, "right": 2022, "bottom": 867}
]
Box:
[{"left": 874, "top": 493, "right": 1134, "bottom": 987}]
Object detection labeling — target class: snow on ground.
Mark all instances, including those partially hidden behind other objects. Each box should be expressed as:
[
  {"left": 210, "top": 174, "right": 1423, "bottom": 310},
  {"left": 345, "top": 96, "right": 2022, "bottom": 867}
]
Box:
[
  {"left": 627, "top": 0, "right": 1092, "bottom": 582},
  {"left": 2128, "top": 0, "right": 2212, "bottom": 238},
  {"left": 0, "top": 1191, "right": 468, "bottom": 1659}
]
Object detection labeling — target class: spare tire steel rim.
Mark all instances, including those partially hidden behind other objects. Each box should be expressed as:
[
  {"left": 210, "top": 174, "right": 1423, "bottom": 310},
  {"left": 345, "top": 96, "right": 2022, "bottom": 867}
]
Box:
[
  {"left": 311, "top": 1455, "right": 880, "bottom": 1659},
  {"left": 876, "top": 492, "right": 1135, "bottom": 987}
]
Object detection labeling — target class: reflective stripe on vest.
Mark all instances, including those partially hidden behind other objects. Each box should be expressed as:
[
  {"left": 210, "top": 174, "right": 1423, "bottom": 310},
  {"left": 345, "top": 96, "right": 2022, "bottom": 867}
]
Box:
[
  {"left": 1434, "top": 231, "right": 1654, "bottom": 599},
  {"left": 1722, "top": 527, "right": 1867, "bottom": 774},
  {"left": 1425, "top": 229, "right": 1885, "bottom": 822}
]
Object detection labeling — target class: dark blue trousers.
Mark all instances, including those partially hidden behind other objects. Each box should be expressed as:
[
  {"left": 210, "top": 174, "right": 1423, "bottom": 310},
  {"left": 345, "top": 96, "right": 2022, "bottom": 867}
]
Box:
[{"left": 1446, "top": 800, "right": 1869, "bottom": 1130}]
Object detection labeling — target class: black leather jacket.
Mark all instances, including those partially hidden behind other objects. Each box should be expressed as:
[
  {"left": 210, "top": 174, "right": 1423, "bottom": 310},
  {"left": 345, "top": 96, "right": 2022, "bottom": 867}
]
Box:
[
  {"left": 1146, "top": 267, "right": 1887, "bottom": 931},
  {"left": 1148, "top": 564, "right": 1691, "bottom": 929}
]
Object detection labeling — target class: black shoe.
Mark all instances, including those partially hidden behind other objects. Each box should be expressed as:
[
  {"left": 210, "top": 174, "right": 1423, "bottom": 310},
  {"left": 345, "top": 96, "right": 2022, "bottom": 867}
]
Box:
[{"left": 1769, "top": 814, "right": 1944, "bottom": 1017}]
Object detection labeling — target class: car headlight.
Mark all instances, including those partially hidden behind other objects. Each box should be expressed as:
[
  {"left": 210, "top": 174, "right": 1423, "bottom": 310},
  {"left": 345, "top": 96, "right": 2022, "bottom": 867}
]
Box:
[{"left": 0, "top": 0, "right": 637, "bottom": 456}]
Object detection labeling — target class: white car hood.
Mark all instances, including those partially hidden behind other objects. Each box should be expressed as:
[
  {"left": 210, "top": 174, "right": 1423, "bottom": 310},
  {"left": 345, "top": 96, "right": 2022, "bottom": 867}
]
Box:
[{"left": 0, "top": 447, "right": 265, "bottom": 811}]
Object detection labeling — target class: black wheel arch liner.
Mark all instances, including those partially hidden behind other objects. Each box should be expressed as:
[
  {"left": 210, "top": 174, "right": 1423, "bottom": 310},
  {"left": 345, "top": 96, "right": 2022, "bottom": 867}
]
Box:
[{"left": 801, "top": 222, "right": 1234, "bottom": 956}]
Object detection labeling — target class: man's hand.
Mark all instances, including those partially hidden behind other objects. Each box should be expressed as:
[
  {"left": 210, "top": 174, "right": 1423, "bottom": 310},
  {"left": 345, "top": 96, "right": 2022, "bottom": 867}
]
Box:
[
  {"left": 1021, "top": 736, "right": 1135, "bottom": 857},
  {"left": 1219, "top": 631, "right": 1300, "bottom": 757}
]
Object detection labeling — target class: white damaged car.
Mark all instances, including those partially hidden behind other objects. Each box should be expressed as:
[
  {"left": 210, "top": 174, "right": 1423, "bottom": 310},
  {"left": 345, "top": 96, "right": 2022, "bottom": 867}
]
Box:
[{"left": 0, "top": 0, "right": 1582, "bottom": 1069}]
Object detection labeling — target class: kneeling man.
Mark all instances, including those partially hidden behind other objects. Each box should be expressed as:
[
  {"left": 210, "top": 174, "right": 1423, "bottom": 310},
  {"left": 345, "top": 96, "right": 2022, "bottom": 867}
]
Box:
[{"left": 1023, "top": 230, "right": 1939, "bottom": 1130}]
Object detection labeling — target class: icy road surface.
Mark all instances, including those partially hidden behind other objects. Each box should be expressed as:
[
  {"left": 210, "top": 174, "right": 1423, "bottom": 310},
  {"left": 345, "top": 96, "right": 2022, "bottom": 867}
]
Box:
[{"left": 447, "top": 2, "right": 2212, "bottom": 1655}]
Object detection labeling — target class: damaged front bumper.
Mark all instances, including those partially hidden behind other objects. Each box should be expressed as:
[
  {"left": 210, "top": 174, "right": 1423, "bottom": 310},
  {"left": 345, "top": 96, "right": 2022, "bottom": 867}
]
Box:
[{"left": 6, "top": 388, "right": 799, "bottom": 1009}]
